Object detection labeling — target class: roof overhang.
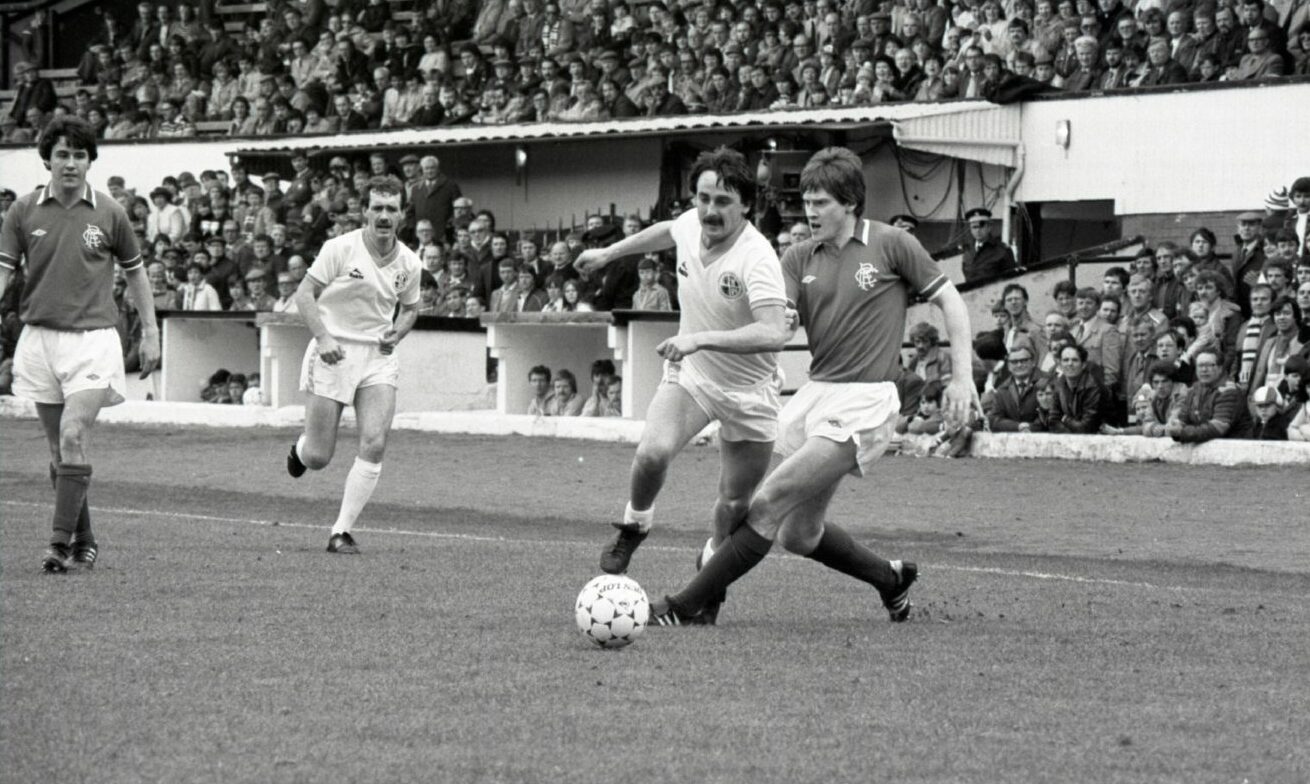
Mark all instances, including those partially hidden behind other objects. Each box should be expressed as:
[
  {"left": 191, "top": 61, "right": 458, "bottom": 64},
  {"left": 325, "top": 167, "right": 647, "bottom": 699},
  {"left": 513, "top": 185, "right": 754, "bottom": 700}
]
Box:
[{"left": 233, "top": 101, "right": 1020, "bottom": 168}]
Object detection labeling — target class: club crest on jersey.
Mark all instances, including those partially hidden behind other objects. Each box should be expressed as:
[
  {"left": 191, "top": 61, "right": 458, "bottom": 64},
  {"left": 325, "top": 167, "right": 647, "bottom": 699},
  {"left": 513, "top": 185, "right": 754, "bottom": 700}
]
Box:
[
  {"left": 348, "top": 267, "right": 365, "bottom": 280},
  {"left": 394, "top": 271, "right": 409, "bottom": 290},
  {"left": 854, "top": 262, "right": 880, "bottom": 291},
  {"left": 718, "top": 272, "right": 744, "bottom": 300},
  {"left": 82, "top": 224, "right": 106, "bottom": 251}
]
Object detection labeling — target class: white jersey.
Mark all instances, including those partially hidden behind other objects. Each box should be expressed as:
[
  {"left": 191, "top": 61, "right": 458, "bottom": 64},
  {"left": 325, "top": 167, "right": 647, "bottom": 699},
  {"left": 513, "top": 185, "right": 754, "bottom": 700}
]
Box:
[
  {"left": 306, "top": 229, "right": 422, "bottom": 343},
  {"left": 669, "top": 208, "right": 787, "bottom": 387}
]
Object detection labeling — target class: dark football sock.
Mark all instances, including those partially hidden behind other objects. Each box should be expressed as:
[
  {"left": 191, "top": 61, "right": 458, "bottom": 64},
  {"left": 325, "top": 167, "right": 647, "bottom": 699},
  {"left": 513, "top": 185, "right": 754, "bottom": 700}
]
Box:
[
  {"left": 51, "top": 463, "right": 93, "bottom": 544},
  {"left": 804, "top": 522, "right": 898, "bottom": 592},
  {"left": 669, "top": 523, "right": 773, "bottom": 614},
  {"left": 51, "top": 464, "right": 92, "bottom": 546}
]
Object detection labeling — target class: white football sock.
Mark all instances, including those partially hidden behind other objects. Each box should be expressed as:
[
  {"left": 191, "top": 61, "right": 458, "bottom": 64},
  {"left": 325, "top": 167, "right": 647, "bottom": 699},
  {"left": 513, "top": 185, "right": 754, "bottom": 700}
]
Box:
[
  {"left": 623, "top": 502, "right": 653, "bottom": 533},
  {"left": 332, "top": 457, "right": 382, "bottom": 535}
]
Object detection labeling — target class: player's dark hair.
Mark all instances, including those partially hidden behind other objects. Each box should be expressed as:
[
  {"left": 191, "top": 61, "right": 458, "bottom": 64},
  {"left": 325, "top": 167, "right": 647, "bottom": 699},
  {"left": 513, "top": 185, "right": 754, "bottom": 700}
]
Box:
[
  {"left": 800, "top": 146, "right": 865, "bottom": 215},
  {"left": 38, "top": 116, "right": 99, "bottom": 163},
  {"left": 365, "top": 175, "right": 404, "bottom": 202},
  {"left": 688, "top": 146, "right": 756, "bottom": 208}
]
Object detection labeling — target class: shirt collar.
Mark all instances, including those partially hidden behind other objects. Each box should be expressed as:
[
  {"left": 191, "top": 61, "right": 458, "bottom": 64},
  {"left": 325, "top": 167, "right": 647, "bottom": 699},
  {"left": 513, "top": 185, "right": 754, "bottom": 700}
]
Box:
[
  {"left": 818, "top": 219, "right": 871, "bottom": 252},
  {"left": 40, "top": 183, "right": 96, "bottom": 207}
]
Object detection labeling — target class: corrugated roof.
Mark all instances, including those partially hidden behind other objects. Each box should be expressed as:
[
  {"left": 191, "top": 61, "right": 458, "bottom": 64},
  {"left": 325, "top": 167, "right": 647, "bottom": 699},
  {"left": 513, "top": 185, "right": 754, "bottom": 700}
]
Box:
[{"left": 233, "top": 100, "right": 1014, "bottom": 157}]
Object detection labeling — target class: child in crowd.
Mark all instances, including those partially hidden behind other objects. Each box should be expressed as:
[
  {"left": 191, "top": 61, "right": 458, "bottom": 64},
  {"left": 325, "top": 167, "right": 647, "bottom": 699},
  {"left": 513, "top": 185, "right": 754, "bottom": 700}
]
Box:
[{"left": 632, "top": 257, "right": 672, "bottom": 311}]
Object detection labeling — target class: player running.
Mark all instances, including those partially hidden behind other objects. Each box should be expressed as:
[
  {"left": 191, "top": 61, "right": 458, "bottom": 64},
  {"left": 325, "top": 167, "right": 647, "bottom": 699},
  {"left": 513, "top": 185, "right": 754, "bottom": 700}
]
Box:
[
  {"left": 0, "top": 117, "right": 161, "bottom": 572},
  {"left": 285, "top": 176, "right": 421, "bottom": 554},
  {"left": 648, "top": 147, "right": 976, "bottom": 626},
  {"left": 575, "top": 147, "right": 789, "bottom": 623}
]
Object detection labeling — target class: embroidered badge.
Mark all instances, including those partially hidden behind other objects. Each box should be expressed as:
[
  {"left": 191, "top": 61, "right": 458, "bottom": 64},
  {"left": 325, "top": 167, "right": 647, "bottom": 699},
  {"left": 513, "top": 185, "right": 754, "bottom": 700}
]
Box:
[
  {"left": 718, "top": 272, "right": 744, "bottom": 300},
  {"left": 394, "top": 271, "right": 409, "bottom": 290},
  {"left": 854, "top": 262, "right": 879, "bottom": 291},
  {"left": 82, "top": 224, "right": 106, "bottom": 251}
]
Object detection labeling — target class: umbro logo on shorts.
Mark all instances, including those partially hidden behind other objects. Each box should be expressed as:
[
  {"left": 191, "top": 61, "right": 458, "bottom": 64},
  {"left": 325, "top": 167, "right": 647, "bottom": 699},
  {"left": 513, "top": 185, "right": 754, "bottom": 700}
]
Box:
[
  {"left": 826, "top": 418, "right": 842, "bottom": 428},
  {"left": 348, "top": 268, "right": 365, "bottom": 279},
  {"left": 87, "top": 374, "right": 100, "bottom": 381}
]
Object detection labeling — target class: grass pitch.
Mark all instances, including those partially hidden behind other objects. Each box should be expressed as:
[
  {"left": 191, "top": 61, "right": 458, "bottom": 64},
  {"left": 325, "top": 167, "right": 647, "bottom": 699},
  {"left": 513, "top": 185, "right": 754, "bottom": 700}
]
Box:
[{"left": 2, "top": 420, "right": 1308, "bottom": 784}]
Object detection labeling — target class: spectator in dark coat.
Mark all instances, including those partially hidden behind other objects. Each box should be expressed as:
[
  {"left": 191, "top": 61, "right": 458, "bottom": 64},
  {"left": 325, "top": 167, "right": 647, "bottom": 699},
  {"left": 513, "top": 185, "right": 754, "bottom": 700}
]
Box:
[
  {"left": 408, "top": 155, "right": 462, "bottom": 241},
  {"left": 961, "top": 207, "right": 1018, "bottom": 282},
  {"left": 985, "top": 343, "right": 1047, "bottom": 431},
  {"left": 8, "top": 62, "right": 57, "bottom": 123},
  {"left": 1167, "top": 349, "right": 1255, "bottom": 441},
  {"left": 1050, "top": 344, "right": 1109, "bottom": 433}
]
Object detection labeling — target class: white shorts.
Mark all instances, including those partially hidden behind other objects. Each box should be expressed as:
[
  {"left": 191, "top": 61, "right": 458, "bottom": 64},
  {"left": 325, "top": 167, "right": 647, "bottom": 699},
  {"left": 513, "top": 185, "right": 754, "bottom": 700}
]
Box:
[
  {"left": 12, "top": 325, "right": 126, "bottom": 406},
  {"left": 663, "top": 360, "right": 782, "bottom": 443},
  {"left": 300, "top": 338, "right": 399, "bottom": 405},
  {"left": 776, "top": 380, "right": 900, "bottom": 477}
]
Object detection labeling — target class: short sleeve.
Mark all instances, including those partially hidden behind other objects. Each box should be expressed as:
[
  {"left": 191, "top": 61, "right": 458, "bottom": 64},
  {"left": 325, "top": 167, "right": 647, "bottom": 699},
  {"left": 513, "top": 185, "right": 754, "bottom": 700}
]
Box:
[
  {"left": 306, "top": 237, "right": 343, "bottom": 286},
  {"left": 743, "top": 236, "right": 786, "bottom": 308},
  {"left": 0, "top": 206, "right": 22, "bottom": 270},
  {"left": 399, "top": 255, "right": 421, "bottom": 307},
  {"left": 110, "top": 200, "right": 142, "bottom": 270},
  {"left": 889, "top": 230, "right": 947, "bottom": 299},
  {"left": 668, "top": 209, "right": 700, "bottom": 257},
  {"left": 779, "top": 243, "right": 805, "bottom": 306}
]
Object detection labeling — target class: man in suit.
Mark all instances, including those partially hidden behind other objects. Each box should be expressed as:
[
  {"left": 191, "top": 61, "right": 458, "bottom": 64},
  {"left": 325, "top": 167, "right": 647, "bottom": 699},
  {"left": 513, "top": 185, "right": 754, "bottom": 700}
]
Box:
[
  {"left": 961, "top": 207, "right": 1017, "bottom": 282},
  {"left": 985, "top": 343, "right": 1046, "bottom": 431},
  {"left": 407, "top": 155, "right": 462, "bottom": 244},
  {"left": 1232, "top": 28, "right": 1285, "bottom": 79},
  {"left": 1139, "top": 36, "right": 1191, "bottom": 85}
]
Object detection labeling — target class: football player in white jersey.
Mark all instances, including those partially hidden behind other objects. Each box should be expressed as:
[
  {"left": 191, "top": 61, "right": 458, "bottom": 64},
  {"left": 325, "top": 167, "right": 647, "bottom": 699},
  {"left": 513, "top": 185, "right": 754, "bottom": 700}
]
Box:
[
  {"left": 285, "top": 176, "right": 422, "bottom": 554},
  {"left": 575, "top": 148, "right": 791, "bottom": 623}
]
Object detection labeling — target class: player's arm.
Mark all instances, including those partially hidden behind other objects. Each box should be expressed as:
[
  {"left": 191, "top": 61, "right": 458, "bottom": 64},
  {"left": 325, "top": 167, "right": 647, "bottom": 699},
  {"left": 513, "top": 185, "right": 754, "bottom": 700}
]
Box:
[
  {"left": 379, "top": 301, "right": 419, "bottom": 355},
  {"left": 656, "top": 302, "right": 788, "bottom": 362},
  {"left": 574, "top": 221, "right": 675, "bottom": 274},
  {"left": 122, "top": 263, "right": 161, "bottom": 375},
  {"left": 930, "top": 280, "right": 978, "bottom": 426},
  {"left": 293, "top": 276, "right": 345, "bottom": 364}
]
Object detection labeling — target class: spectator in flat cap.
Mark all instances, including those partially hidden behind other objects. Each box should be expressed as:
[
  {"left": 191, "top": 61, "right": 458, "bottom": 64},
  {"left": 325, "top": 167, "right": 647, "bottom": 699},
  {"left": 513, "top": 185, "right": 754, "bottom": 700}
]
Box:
[
  {"left": 962, "top": 208, "right": 1018, "bottom": 282},
  {"left": 1233, "top": 211, "right": 1268, "bottom": 308}
]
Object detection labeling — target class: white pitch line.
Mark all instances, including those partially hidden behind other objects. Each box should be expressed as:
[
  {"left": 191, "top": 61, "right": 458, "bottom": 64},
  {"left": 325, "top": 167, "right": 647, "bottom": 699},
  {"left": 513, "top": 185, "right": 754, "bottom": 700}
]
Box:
[{"left": 0, "top": 499, "right": 1259, "bottom": 594}]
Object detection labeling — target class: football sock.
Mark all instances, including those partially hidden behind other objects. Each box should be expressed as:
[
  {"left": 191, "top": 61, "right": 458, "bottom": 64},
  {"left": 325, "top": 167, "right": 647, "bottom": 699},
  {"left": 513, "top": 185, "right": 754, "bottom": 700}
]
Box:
[
  {"left": 51, "top": 463, "right": 94, "bottom": 544},
  {"left": 804, "top": 523, "right": 899, "bottom": 593},
  {"left": 622, "top": 502, "right": 653, "bottom": 533},
  {"left": 331, "top": 457, "right": 381, "bottom": 536},
  {"left": 51, "top": 464, "right": 92, "bottom": 547},
  {"left": 669, "top": 523, "right": 772, "bottom": 614}
]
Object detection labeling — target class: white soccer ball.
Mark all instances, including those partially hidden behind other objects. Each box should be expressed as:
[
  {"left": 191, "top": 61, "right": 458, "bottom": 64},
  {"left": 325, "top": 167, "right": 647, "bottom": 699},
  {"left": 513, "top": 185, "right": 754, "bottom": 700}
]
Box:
[{"left": 575, "top": 574, "right": 650, "bottom": 649}]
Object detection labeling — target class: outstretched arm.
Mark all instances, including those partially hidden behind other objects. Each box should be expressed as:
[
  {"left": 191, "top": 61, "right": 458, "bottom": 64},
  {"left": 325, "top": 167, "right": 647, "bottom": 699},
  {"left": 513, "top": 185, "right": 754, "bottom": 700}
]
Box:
[{"left": 574, "top": 221, "right": 675, "bottom": 274}]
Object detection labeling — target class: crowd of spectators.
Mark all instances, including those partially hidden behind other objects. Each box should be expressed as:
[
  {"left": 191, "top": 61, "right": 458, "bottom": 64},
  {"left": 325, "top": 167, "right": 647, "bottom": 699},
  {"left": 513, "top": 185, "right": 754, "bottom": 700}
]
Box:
[
  {"left": 5, "top": 0, "right": 1309, "bottom": 143},
  {"left": 526, "top": 360, "right": 623, "bottom": 415},
  {"left": 916, "top": 175, "right": 1310, "bottom": 443}
]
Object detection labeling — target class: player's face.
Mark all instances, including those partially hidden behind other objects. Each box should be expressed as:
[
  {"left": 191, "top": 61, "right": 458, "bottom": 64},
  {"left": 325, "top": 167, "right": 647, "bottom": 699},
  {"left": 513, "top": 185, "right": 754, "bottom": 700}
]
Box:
[
  {"left": 803, "top": 187, "right": 856, "bottom": 244},
  {"left": 46, "top": 138, "right": 92, "bottom": 191},
  {"left": 694, "top": 171, "right": 748, "bottom": 246},
  {"left": 365, "top": 192, "right": 402, "bottom": 243}
]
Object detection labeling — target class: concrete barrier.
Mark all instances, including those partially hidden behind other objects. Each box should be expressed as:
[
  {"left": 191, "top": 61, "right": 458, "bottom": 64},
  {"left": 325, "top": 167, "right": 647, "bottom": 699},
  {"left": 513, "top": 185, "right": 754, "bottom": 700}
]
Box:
[{"left": 4, "top": 396, "right": 1307, "bottom": 465}]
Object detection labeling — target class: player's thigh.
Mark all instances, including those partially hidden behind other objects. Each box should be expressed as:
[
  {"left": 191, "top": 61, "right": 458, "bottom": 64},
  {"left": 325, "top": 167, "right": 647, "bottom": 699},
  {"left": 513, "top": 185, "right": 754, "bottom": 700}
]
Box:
[
  {"left": 55, "top": 388, "right": 111, "bottom": 458},
  {"left": 35, "top": 403, "right": 64, "bottom": 464},
  {"left": 353, "top": 382, "right": 397, "bottom": 454},
  {"left": 717, "top": 438, "right": 775, "bottom": 502},
  {"left": 752, "top": 436, "right": 858, "bottom": 534},
  {"left": 637, "top": 382, "right": 713, "bottom": 461},
  {"left": 304, "top": 394, "right": 346, "bottom": 450}
]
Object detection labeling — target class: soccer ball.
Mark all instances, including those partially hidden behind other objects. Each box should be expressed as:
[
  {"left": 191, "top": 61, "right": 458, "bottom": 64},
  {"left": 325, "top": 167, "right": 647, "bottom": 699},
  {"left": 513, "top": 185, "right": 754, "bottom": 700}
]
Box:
[{"left": 575, "top": 575, "right": 650, "bottom": 649}]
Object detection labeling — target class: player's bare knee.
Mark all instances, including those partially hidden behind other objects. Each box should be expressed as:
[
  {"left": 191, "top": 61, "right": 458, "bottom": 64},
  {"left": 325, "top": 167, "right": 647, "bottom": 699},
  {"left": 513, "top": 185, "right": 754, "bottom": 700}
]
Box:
[
  {"left": 716, "top": 495, "right": 751, "bottom": 525},
  {"left": 632, "top": 441, "right": 674, "bottom": 477},
  {"left": 57, "top": 421, "right": 89, "bottom": 462},
  {"left": 301, "top": 444, "right": 333, "bottom": 470},
  {"left": 358, "top": 434, "right": 387, "bottom": 463},
  {"left": 776, "top": 522, "right": 821, "bottom": 555}
]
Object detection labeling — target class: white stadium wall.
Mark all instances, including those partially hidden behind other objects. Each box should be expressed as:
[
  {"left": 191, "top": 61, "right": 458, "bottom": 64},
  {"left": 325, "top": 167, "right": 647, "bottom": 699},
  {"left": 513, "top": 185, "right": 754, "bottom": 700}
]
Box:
[
  {"left": 1017, "top": 81, "right": 1310, "bottom": 215},
  {"left": 0, "top": 140, "right": 235, "bottom": 195}
]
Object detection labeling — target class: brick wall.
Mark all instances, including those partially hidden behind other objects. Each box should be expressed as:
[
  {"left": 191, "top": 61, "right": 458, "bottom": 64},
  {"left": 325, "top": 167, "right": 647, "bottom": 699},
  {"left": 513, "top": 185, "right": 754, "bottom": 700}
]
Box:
[{"left": 1121, "top": 212, "right": 1247, "bottom": 251}]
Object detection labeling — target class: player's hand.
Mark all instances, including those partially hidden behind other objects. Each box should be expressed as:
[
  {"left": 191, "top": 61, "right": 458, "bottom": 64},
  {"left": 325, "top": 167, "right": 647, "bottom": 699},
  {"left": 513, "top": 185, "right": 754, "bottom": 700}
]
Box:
[
  {"left": 656, "top": 334, "right": 700, "bottom": 362},
  {"left": 942, "top": 377, "right": 978, "bottom": 429},
  {"left": 783, "top": 307, "right": 800, "bottom": 338},
  {"left": 138, "top": 332, "right": 161, "bottom": 378},
  {"left": 379, "top": 329, "right": 400, "bottom": 355},
  {"left": 317, "top": 336, "right": 345, "bottom": 365},
  {"left": 574, "top": 248, "right": 610, "bottom": 275}
]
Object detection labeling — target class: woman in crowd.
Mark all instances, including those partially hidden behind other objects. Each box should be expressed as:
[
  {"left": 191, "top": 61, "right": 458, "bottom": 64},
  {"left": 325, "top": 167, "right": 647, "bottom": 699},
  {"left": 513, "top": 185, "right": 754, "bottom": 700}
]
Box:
[
  {"left": 228, "top": 97, "right": 257, "bottom": 136},
  {"left": 561, "top": 278, "right": 593, "bottom": 312},
  {"left": 541, "top": 274, "right": 569, "bottom": 313},
  {"left": 1251, "top": 297, "right": 1306, "bottom": 394}
]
